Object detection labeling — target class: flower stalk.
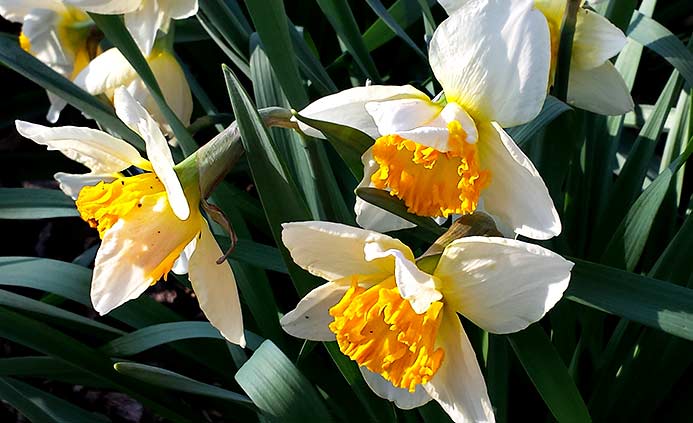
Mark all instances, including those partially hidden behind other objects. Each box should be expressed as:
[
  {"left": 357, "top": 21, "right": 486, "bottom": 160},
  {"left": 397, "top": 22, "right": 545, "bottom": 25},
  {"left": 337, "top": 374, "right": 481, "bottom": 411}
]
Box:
[{"left": 553, "top": 0, "right": 581, "bottom": 101}]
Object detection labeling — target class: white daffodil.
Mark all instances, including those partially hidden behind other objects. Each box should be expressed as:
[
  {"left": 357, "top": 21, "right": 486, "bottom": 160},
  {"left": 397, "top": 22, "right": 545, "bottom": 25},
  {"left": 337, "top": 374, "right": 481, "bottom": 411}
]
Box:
[
  {"left": 280, "top": 221, "right": 572, "bottom": 422},
  {"left": 74, "top": 47, "right": 193, "bottom": 135},
  {"left": 14, "top": 87, "right": 244, "bottom": 347},
  {"left": 296, "top": 0, "right": 560, "bottom": 240},
  {"left": 439, "top": 0, "right": 634, "bottom": 115},
  {"left": 0, "top": 0, "right": 103, "bottom": 122},
  {"left": 65, "top": 0, "right": 198, "bottom": 56}
]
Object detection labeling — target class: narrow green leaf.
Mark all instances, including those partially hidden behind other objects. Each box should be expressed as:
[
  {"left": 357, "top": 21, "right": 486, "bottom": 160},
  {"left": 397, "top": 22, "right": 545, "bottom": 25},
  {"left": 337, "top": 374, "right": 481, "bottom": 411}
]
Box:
[
  {"left": 235, "top": 340, "right": 333, "bottom": 422},
  {"left": 293, "top": 113, "right": 373, "bottom": 180},
  {"left": 316, "top": 0, "right": 381, "bottom": 82},
  {"left": 365, "top": 0, "right": 427, "bottom": 61},
  {"left": 601, "top": 136, "right": 693, "bottom": 270},
  {"left": 223, "top": 65, "right": 318, "bottom": 296},
  {"left": 198, "top": 0, "right": 250, "bottom": 61},
  {"left": 356, "top": 188, "right": 445, "bottom": 237},
  {"left": 506, "top": 97, "right": 572, "bottom": 147},
  {"left": 227, "top": 238, "right": 288, "bottom": 274},
  {"left": 627, "top": 12, "right": 693, "bottom": 88},
  {"left": 0, "top": 357, "right": 114, "bottom": 388},
  {"left": 507, "top": 325, "right": 591, "bottom": 423},
  {"left": 195, "top": 13, "right": 251, "bottom": 77},
  {"left": 0, "top": 377, "right": 110, "bottom": 423},
  {"left": 88, "top": 13, "right": 198, "bottom": 156},
  {"left": 363, "top": 0, "right": 430, "bottom": 52},
  {"left": 245, "top": 0, "right": 309, "bottom": 108},
  {"left": 287, "top": 22, "right": 338, "bottom": 95},
  {"left": 0, "top": 188, "right": 77, "bottom": 219},
  {"left": 114, "top": 362, "right": 253, "bottom": 406},
  {"left": 566, "top": 259, "right": 693, "bottom": 340},
  {"left": 0, "top": 36, "right": 144, "bottom": 150},
  {"left": 0, "top": 288, "right": 124, "bottom": 337},
  {"left": 101, "top": 322, "right": 226, "bottom": 356}
]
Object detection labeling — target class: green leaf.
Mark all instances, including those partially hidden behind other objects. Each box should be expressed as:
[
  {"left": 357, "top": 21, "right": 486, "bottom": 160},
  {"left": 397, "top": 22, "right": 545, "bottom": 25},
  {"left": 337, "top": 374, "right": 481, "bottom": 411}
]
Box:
[
  {"left": 287, "top": 22, "right": 338, "bottom": 96},
  {"left": 101, "top": 321, "right": 228, "bottom": 356},
  {"left": 0, "top": 35, "right": 144, "bottom": 150},
  {"left": 222, "top": 64, "right": 318, "bottom": 296},
  {"left": 0, "top": 188, "right": 77, "bottom": 219},
  {"left": 0, "top": 307, "right": 200, "bottom": 422},
  {"left": 507, "top": 325, "right": 591, "bottom": 423},
  {"left": 365, "top": 0, "right": 427, "bottom": 61},
  {"left": 316, "top": 0, "right": 381, "bottom": 81},
  {"left": 88, "top": 14, "right": 198, "bottom": 156},
  {"left": 506, "top": 97, "right": 572, "bottom": 148},
  {"left": 198, "top": 0, "right": 250, "bottom": 61},
  {"left": 592, "top": 68, "right": 683, "bottom": 256},
  {"left": 601, "top": 136, "right": 693, "bottom": 270},
  {"left": 0, "top": 288, "right": 124, "bottom": 337},
  {"left": 0, "top": 377, "right": 111, "bottom": 423},
  {"left": 245, "top": 0, "right": 309, "bottom": 108},
  {"left": 235, "top": 340, "right": 333, "bottom": 422},
  {"left": 566, "top": 259, "right": 693, "bottom": 341},
  {"left": 228, "top": 238, "right": 288, "bottom": 274},
  {"left": 627, "top": 12, "right": 693, "bottom": 88},
  {"left": 363, "top": 0, "right": 429, "bottom": 52},
  {"left": 0, "top": 357, "right": 114, "bottom": 388},
  {"left": 356, "top": 188, "right": 445, "bottom": 237},
  {"left": 114, "top": 362, "right": 253, "bottom": 406},
  {"left": 293, "top": 113, "right": 374, "bottom": 180}
]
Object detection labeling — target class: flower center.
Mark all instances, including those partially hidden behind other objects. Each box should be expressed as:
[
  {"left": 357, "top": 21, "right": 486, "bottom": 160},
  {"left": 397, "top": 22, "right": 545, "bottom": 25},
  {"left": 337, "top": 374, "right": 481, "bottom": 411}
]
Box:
[
  {"left": 370, "top": 120, "right": 491, "bottom": 218},
  {"left": 329, "top": 277, "right": 445, "bottom": 392},
  {"left": 76, "top": 173, "right": 165, "bottom": 239}
]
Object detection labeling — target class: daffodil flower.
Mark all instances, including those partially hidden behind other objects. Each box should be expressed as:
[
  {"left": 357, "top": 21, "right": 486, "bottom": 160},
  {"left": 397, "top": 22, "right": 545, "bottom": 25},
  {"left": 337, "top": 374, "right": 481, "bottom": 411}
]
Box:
[
  {"left": 280, "top": 221, "right": 572, "bottom": 422},
  {"left": 14, "top": 87, "right": 244, "bottom": 346},
  {"left": 0, "top": 0, "right": 103, "bottom": 122},
  {"left": 296, "top": 0, "right": 560, "bottom": 240},
  {"left": 74, "top": 47, "right": 193, "bottom": 135},
  {"left": 64, "top": 0, "right": 198, "bottom": 56},
  {"left": 439, "top": 0, "right": 634, "bottom": 115}
]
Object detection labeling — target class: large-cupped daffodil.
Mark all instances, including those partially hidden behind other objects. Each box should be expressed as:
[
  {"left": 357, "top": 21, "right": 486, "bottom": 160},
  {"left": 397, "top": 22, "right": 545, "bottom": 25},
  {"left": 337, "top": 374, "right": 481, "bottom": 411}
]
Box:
[
  {"left": 296, "top": 0, "right": 560, "bottom": 240},
  {"left": 14, "top": 87, "right": 244, "bottom": 346},
  {"left": 74, "top": 46, "right": 193, "bottom": 135},
  {"left": 439, "top": 0, "right": 634, "bottom": 115},
  {"left": 0, "top": 0, "right": 103, "bottom": 122},
  {"left": 64, "top": 0, "right": 198, "bottom": 56},
  {"left": 280, "top": 221, "right": 572, "bottom": 422}
]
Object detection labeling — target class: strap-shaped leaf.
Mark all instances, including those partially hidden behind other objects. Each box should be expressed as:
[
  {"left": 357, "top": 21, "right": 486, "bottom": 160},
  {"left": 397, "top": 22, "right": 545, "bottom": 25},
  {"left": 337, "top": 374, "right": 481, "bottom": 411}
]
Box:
[
  {"left": 236, "top": 340, "right": 333, "bottom": 422},
  {"left": 0, "top": 188, "right": 77, "bottom": 219}
]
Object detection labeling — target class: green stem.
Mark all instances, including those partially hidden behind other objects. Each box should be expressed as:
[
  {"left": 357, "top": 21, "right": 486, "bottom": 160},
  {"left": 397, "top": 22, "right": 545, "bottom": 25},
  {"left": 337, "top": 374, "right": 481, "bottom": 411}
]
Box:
[{"left": 553, "top": 0, "right": 580, "bottom": 102}]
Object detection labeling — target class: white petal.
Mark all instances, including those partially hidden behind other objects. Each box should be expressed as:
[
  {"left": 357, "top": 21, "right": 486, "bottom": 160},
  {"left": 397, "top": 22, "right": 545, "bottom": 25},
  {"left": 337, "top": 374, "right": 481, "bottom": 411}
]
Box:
[
  {"left": 124, "top": 0, "right": 165, "bottom": 56},
  {"left": 435, "top": 236, "right": 573, "bottom": 333},
  {"left": 148, "top": 51, "right": 193, "bottom": 127},
  {"left": 355, "top": 149, "right": 416, "bottom": 232},
  {"left": 0, "top": 0, "right": 65, "bottom": 22},
  {"left": 15, "top": 120, "right": 149, "bottom": 173},
  {"left": 73, "top": 48, "right": 137, "bottom": 96},
  {"left": 280, "top": 281, "right": 350, "bottom": 342},
  {"left": 54, "top": 172, "right": 116, "bottom": 199},
  {"left": 360, "top": 367, "right": 432, "bottom": 410},
  {"left": 572, "top": 8, "right": 627, "bottom": 70},
  {"left": 22, "top": 10, "right": 71, "bottom": 75},
  {"left": 188, "top": 221, "right": 245, "bottom": 347},
  {"left": 161, "top": 0, "right": 198, "bottom": 19},
  {"left": 281, "top": 221, "right": 414, "bottom": 282},
  {"left": 91, "top": 194, "right": 199, "bottom": 314},
  {"left": 171, "top": 237, "right": 196, "bottom": 274},
  {"left": 363, "top": 246, "right": 441, "bottom": 314},
  {"left": 46, "top": 92, "right": 68, "bottom": 123},
  {"left": 429, "top": 0, "right": 551, "bottom": 126},
  {"left": 477, "top": 122, "right": 561, "bottom": 240},
  {"left": 567, "top": 61, "right": 634, "bottom": 115},
  {"left": 113, "top": 87, "right": 190, "bottom": 220},
  {"left": 63, "top": 0, "right": 142, "bottom": 14},
  {"left": 296, "top": 85, "right": 430, "bottom": 139},
  {"left": 365, "top": 98, "right": 442, "bottom": 135},
  {"left": 424, "top": 310, "right": 495, "bottom": 423}
]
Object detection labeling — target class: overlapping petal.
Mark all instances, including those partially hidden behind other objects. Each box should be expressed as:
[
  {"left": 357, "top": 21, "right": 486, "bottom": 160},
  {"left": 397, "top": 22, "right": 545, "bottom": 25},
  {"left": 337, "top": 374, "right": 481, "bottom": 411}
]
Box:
[
  {"left": 360, "top": 368, "right": 432, "bottom": 409},
  {"left": 476, "top": 122, "right": 561, "bottom": 240},
  {"left": 279, "top": 281, "right": 349, "bottom": 341},
  {"left": 568, "top": 62, "right": 634, "bottom": 116},
  {"left": 572, "top": 8, "right": 627, "bottom": 70},
  {"left": 435, "top": 236, "right": 573, "bottom": 334},
  {"left": 296, "top": 85, "right": 429, "bottom": 139},
  {"left": 429, "top": 0, "right": 551, "bottom": 127}
]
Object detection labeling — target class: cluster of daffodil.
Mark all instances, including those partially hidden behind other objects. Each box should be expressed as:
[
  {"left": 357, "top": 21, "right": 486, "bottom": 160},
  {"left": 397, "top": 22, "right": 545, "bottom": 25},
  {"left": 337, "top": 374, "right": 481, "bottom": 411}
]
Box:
[{"left": 2, "top": 0, "right": 635, "bottom": 421}]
